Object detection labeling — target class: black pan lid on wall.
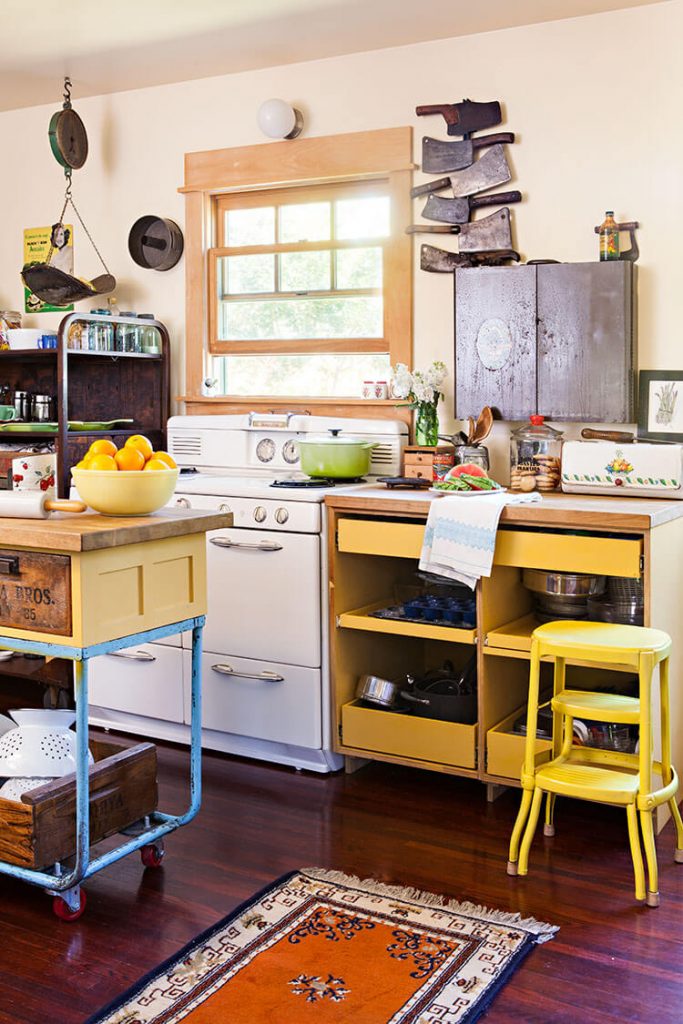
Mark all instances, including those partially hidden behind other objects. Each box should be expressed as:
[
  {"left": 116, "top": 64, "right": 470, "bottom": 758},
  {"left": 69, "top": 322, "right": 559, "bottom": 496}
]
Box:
[{"left": 128, "top": 216, "right": 184, "bottom": 271}]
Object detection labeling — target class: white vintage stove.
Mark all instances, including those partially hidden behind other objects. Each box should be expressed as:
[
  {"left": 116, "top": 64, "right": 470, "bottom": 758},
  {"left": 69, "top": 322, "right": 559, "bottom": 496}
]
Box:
[{"left": 88, "top": 413, "right": 407, "bottom": 772}]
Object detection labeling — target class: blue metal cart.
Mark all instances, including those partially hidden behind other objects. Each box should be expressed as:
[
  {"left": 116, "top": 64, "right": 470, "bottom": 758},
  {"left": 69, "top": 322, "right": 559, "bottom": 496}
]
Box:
[{"left": 0, "top": 615, "right": 204, "bottom": 920}]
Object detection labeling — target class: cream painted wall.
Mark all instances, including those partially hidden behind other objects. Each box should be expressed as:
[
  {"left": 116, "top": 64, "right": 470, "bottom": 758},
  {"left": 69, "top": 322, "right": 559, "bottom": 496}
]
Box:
[{"left": 0, "top": 1, "right": 679, "bottom": 477}]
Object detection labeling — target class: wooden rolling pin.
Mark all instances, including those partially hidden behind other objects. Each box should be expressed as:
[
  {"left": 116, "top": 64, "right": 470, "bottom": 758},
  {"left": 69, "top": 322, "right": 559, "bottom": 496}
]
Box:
[
  {"left": 0, "top": 493, "right": 87, "bottom": 519},
  {"left": 581, "top": 428, "right": 635, "bottom": 443}
]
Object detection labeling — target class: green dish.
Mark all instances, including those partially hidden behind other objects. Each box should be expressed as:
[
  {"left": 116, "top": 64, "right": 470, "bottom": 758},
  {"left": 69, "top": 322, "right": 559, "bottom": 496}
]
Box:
[
  {"left": 0, "top": 422, "right": 58, "bottom": 432},
  {"left": 68, "top": 419, "right": 134, "bottom": 431}
]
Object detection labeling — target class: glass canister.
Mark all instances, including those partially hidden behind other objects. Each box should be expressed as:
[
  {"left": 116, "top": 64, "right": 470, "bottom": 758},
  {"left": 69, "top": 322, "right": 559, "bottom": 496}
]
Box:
[
  {"left": 117, "top": 312, "right": 142, "bottom": 353},
  {"left": 89, "top": 309, "right": 114, "bottom": 352},
  {"left": 67, "top": 320, "right": 85, "bottom": 351},
  {"left": 138, "top": 313, "right": 160, "bottom": 354},
  {"left": 510, "top": 415, "right": 563, "bottom": 492}
]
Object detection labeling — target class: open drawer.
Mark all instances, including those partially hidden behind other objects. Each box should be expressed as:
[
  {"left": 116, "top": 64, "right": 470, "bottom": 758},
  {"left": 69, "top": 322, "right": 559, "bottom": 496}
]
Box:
[
  {"left": 486, "top": 705, "right": 552, "bottom": 780},
  {"left": 341, "top": 700, "right": 476, "bottom": 770}
]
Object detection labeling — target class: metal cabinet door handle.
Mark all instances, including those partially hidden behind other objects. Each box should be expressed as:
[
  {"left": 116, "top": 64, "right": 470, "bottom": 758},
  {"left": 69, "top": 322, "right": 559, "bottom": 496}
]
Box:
[
  {"left": 109, "top": 650, "right": 157, "bottom": 662},
  {"left": 212, "top": 663, "right": 284, "bottom": 683},
  {"left": 209, "top": 538, "right": 283, "bottom": 552}
]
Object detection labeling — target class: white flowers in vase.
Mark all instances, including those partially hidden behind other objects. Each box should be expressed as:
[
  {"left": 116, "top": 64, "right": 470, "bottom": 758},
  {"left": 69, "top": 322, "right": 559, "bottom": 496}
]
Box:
[{"left": 390, "top": 361, "right": 448, "bottom": 447}]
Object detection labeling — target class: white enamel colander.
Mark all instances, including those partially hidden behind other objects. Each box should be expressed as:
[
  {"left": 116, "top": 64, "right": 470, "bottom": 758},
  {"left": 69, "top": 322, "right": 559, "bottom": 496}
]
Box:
[{"left": 0, "top": 709, "right": 93, "bottom": 778}]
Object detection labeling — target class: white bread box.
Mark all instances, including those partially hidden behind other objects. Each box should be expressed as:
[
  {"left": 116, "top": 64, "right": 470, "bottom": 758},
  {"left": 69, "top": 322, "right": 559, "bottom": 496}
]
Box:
[{"left": 561, "top": 440, "right": 683, "bottom": 499}]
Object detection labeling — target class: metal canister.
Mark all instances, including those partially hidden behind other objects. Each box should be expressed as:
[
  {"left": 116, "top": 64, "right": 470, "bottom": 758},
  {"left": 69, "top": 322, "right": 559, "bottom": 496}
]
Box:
[
  {"left": 453, "top": 444, "right": 490, "bottom": 472},
  {"left": 30, "top": 394, "right": 55, "bottom": 422},
  {"left": 13, "top": 391, "right": 30, "bottom": 420}
]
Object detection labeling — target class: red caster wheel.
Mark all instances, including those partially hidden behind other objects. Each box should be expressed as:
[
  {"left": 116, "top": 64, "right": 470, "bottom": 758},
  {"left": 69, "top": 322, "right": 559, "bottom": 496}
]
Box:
[
  {"left": 141, "top": 842, "right": 165, "bottom": 868},
  {"left": 52, "top": 888, "right": 87, "bottom": 922}
]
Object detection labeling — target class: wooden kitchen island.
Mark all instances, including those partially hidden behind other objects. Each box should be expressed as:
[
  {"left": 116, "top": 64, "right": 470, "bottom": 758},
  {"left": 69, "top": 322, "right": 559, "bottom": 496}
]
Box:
[{"left": 325, "top": 490, "right": 683, "bottom": 829}]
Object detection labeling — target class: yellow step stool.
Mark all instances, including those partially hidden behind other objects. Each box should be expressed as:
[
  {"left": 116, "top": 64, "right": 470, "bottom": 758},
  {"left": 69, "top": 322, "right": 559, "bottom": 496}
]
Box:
[{"left": 507, "top": 620, "right": 683, "bottom": 906}]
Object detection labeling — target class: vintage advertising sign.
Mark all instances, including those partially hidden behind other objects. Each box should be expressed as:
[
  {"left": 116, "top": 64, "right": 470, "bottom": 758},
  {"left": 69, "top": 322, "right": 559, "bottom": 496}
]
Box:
[{"left": 23, "top": 224, "right": 74, "bottom": 313}]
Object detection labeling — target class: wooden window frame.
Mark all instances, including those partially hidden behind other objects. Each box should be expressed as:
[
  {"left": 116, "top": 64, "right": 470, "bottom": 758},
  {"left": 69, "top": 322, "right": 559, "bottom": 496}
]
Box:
[{"left": 179, "top": 127, "right": 413, "bottom": 420}]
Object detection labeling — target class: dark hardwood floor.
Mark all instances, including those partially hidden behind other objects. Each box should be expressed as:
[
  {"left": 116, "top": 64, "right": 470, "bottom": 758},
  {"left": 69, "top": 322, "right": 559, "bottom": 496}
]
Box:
[{"left": 0, "top": 743, "right": 681, "bottom": 1023}]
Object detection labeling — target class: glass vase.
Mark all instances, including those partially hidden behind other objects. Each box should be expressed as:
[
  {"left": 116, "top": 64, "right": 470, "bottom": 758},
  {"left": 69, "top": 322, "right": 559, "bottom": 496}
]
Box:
[{"left": 415, "top": 402, "right": 439, "bottom": 447}]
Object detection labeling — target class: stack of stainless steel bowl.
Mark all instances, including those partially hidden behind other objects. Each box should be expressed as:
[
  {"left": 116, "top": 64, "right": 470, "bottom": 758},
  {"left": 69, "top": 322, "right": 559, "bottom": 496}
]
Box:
[{"left": 523, "top": 569, "right": 606, "bottom": 621}]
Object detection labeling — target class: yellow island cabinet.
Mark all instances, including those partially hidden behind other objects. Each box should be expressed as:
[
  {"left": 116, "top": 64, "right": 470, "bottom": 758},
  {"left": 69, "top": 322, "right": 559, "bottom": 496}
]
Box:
[{"left": 325, "top": 490, "right": 683, "bottom": 830}]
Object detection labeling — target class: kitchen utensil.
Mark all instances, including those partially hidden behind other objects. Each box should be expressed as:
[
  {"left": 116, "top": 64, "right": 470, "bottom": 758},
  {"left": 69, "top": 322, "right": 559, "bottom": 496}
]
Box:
[
  {"left": 0, "top": 493, "right": 87, "bottom": 518},
  {"left": 30, "top": 394, "right": 55, "bottom": 422},
  {"left": 523, "top": 569, "right": 606, "bottom": 601},
  {"left": 421, "top": 132, "right": 515, "bottom": 174},
  {"left": 71, "top": 466, "right": 178, "bottom": 516},
  {"left": 420, "top": 244, "right": 520, "bottom": 272},
  {"left": 68, "top": 419, "right": 134, "bottom": 431},
  {"left": 0, "top": 709, "right": 93, "bottom": 779},
  {"left": 410, "top": 145, "right": 512, "bottom": 199},
  {"left": 0, "top": 405, "right": 16, "bottom": 421},
  {"left": 377, "top": 476, "right": 432, "bottom": 489},
  {"left": 587, "top": 595, "right": 644, "bottom": 626},
  {"left": 12, "top": 391, "right": 30, "bottom": 420},
  {"left": 296, "top": 429, "right": 378, "bottom": 479},
  {"left": 401, "top": 656, "right": 477, "bottom": 723},
  {"left": 407, "top": 209, "right": 513, "bottom": 253},
  {"left": 49, "top": 81, "right": 88, "bottom": 170},
  {"left": 6, "top": 328, "right": 42, "bottom": 350},
  {"left": 128, "top": 215, "right": 184, "bottom": 271},
  {"left": 472, "top": 407, "right": 494, "bottom": 444},
  {"left": 562, "top": 439, "right": 683, "bottom": 498},
  {"left": 356, "top": 674, "right": 409, "bottom": 709},
  {"left": 0, "top": 713, "right": 15, "bottom": 736},
  {"left": 581, "top": 428, "right": 636, "bottom": 443},
  {"left": 0, "top": 776, "right": 54, "bottom": 802},
  {"left": 415, "top": 99, "right": 502, "bottom": 136},
  {"left": 421, "top": 190, "right": 521, "bottom": 225},
  {"left": 0, "top": 421, "right": 57, "bottom": 433}
]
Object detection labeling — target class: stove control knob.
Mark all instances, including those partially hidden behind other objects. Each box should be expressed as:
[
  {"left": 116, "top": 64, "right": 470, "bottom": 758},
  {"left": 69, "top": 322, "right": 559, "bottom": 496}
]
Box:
[
  {"left": 253, "top": 506, "right": 267, "bottom": 523},
  {"left": 275, "top": 507, "right": 289, "bottom": 524},
  {"left": 176, "top": 497, "right": 191, "bottom": 509},
  {"left": 219, "top": 503, "right": 232, "bottom": 515}
]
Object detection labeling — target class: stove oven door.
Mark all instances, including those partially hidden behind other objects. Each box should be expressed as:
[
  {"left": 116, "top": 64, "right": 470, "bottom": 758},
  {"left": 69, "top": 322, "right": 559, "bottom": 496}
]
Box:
[{"left": 204, "top": 525, "right": 321, "bottom": 667}]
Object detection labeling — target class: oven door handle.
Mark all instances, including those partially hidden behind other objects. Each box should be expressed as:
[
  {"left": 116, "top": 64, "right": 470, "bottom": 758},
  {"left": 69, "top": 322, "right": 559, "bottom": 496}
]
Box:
[
  {"left": 210, "top": 538, "right": 283, "bottom": 552},
  {"left": 109, "top": 650, "right": 157, "bottom": 662},
  {"left": 212, "top": 663, "right": 285, "bottom": 683}
]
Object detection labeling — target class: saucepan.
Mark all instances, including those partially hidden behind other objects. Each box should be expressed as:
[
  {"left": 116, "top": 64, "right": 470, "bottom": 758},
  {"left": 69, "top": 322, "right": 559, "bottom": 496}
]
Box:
[
  {"left": 297, "top": 429, "right": 378, "bottom": 479},
  {"left": 401, "top": 657, "right": 477, "bottom": 724},
  {"left": 356, "top": 673, "right": 413, "bottom": 710}
]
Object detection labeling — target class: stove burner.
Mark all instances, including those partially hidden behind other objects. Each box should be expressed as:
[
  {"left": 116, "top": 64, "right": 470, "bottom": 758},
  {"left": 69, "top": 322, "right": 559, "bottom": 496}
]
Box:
[
  {"left": 179, "top": 467, "right": 199, "bottom": 475},
  {"left": 270, "top": 477, "right": 366, "bottom": 489}
]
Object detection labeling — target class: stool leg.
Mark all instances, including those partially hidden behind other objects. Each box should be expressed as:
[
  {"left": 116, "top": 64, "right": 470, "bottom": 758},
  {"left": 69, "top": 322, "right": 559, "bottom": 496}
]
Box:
[
  {"left": 518, "top": 787, "right": 543, "bottom": 876},
  {"left": 544, "top": 794, "right": 556, "bottom": 838},
  {"left": 626, "top": 803, "right": 646, "bottom": 902},
  {"left": 640, "top": 809, "right": 660, "bottom": 907},
  {"left": 507, "top": 788, "right": 533, "bottom": 875},
  {"left": 544, "top": 656, "right": 565, "bottom": 838},
  {"left": 658, "top": 657, "right": 683, "bottom": 861}
]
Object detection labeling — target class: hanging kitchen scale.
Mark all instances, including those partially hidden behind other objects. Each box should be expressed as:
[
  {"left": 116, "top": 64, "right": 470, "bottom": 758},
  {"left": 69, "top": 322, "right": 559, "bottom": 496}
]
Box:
[{"left": 21, "top": 77, "right": 116, "bottom": 306}]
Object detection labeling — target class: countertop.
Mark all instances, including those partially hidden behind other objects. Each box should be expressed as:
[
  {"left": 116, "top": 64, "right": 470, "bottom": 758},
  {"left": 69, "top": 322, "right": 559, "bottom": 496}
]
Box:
[
  {"left": 0, "top": 507, "right": 232, "bottom": 552},
  {"left": 324, "top": 488, "right": 683, "bottom": 531}
]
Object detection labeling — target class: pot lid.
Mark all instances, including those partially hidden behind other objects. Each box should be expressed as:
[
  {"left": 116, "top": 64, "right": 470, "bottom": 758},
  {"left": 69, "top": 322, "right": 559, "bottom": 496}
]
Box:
[
  {"left": 297, "top": 429, "right": 370, "bottom": 445},
  {"left": 512, "top": 415, "right": 564, "bottom": 441}
]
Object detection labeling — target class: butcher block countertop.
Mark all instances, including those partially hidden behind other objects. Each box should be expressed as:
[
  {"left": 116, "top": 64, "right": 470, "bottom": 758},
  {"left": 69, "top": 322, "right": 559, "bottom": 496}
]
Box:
[
  {"left": 324, "top": 488, "right": 683, "bottom": 531},
  {"left": 0, "top": 508, "right": 231, "bottom": 553}
]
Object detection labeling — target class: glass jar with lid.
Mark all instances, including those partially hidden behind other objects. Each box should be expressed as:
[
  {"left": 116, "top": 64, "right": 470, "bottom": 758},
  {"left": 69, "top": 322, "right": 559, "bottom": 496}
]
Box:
[
  {"left": 138, "top": 313, "right": 160, "bottom": 354},
  {"left": 510, "top": 415, "right": 563, "bottom": 493},
  {"left": 88, "top": 309, "right": 114, "bottom": 352}
]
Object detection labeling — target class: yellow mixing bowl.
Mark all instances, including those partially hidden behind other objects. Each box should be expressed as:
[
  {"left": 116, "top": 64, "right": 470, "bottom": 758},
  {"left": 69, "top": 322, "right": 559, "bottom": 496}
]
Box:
[{"left": 71, "top": 467, "right": 179, "bottom": 516}]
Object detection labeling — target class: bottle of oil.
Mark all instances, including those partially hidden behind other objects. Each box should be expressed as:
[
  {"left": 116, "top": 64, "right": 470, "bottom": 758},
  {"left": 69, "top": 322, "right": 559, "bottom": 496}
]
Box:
[{"left": 599, "top": 211, "right": 620, "bottom": 261}]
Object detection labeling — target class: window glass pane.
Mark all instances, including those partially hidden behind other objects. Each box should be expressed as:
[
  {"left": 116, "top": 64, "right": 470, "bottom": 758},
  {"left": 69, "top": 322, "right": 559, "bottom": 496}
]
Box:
[
  {"left": 221, "top": 255, "right": 274, "bottom": 295},
  {"left": 225, "top": 207, "right": 275, "bottom": 246},
  {"left": 220, "top": 296, "right": 383, "bottom": 340},
  {"left": 335, "top": 247, "right": 382, "bottom": 289},
  {"left": 280, "top": 251, "right": 330, "bottom": 292},
  {"left": 335, "top": 196, "right": 390, "bottom": 239},
  {"left": 215, "top": 353, "right": 391, "bottom": 397},
  {"left": 279, "top": 202, "right": 330, "bottom": 243}
]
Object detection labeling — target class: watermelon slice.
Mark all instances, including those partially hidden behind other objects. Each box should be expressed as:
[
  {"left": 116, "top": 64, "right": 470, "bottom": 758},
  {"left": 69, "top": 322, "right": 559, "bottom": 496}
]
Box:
[{"left": 449, "top": 463, "right": 487, "bottom": 479}]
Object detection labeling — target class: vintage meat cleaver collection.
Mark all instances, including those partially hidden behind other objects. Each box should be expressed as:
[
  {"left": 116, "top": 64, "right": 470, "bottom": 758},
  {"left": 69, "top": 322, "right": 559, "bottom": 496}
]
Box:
[{"left": 412, "top": 98, "right": 521, "bottom": 270}]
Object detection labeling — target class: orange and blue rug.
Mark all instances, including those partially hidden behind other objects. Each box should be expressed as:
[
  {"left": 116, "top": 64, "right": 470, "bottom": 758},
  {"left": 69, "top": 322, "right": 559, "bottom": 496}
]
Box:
[{"left": 87, "top": 868, "right": 557, "bottom": 1023}]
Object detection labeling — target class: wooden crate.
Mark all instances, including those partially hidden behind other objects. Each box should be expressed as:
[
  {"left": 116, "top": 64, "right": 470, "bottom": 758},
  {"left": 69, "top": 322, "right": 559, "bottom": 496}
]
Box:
[{"left": 0, "top": 734, "right": 158, "bottom": 869}]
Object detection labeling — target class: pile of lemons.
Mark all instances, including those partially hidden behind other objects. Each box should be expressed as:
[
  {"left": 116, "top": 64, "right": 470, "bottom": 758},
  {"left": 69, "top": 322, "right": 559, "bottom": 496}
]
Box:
[{"left": 76, "top": 435, "right": 177, "bottom": 472}]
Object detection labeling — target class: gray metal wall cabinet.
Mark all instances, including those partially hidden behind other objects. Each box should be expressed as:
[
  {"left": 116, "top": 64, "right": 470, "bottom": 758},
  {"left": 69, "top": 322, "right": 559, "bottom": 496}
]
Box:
[{"left": 454, "top": 261, "right": 635, "bottom": 421}]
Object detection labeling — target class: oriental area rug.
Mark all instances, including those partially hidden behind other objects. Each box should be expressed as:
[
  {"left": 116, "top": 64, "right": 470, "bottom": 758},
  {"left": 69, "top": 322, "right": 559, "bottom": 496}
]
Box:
[{"left": 87, "top": 868, "right": 557, "bottom": 1024}]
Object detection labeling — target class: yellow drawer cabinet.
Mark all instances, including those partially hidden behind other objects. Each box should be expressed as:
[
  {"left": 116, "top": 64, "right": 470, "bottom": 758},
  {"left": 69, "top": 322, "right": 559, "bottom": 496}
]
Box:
[
  {"left": 486, "top": 706, "right": 553, "bottom": 779},
  {"left": 342, "top": 700, "right": 477, "bottom": 771}
]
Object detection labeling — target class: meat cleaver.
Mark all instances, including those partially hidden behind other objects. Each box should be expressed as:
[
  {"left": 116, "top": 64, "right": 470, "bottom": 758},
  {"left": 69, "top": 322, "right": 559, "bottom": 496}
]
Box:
[
  {"left": 407, "top": 208, "right": 513, "bottom": 252},
  {"left": 422, "top": 132, "right": 515, "bottom": 174},
  {"left": 411, "top": 145, "right": 511, "bottom": 199},
  {"left": 416, "top": 99, "right": 502, "bottom": 136},
  {"left": 420, "top": 244, "right": 520, "bottom": 273},
  {"left": 422, "top": 189, "right": 521, "bottom": 224}
]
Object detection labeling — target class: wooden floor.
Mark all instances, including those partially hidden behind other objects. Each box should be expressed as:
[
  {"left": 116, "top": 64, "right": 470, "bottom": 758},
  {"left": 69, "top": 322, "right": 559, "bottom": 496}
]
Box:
[{"left": 0, "top": 743, "right": 682, "bottom": 1024}]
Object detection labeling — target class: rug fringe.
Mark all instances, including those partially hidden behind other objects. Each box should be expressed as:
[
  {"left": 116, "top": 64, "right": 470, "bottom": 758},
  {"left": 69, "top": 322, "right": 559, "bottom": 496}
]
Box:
[{"left": 301, "top": 867, "right": 559, "bottom": 944}]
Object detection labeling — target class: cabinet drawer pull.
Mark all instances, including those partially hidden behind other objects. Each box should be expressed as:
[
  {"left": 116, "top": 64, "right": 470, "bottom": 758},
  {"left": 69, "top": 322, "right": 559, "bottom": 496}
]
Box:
[
  {"left": 0, "top": 556, "right": 19, "bottom": 576},
  {"left": 109, "top": 650, "right": 157, "bottom": 662},
  {"left": 212, "top": 662, "right": 284, "bottom": 683},
  {"left": 210, "top": 538, "right": 283, "bottom": 552}
]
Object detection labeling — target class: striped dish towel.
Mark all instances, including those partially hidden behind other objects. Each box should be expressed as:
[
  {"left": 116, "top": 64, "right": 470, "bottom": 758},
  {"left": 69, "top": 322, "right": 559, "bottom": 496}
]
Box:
[{"left": 419, "top": 491, "right": 541, "bottom": 588}]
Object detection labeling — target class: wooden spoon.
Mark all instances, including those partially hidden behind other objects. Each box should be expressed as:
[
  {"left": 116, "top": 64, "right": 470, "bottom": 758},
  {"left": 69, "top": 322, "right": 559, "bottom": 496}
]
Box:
[
  {"left": 466, "top": 416, "right": 476, "bottom": 444},
  {"left": 472, "top": 406, "right": 494, "bottom": 444}
]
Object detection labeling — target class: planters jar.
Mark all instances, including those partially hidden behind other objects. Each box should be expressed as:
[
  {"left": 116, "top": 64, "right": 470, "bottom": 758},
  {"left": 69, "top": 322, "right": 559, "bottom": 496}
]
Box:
[{"left": 510, "top": 415, "right": 563, "bottom": 492}]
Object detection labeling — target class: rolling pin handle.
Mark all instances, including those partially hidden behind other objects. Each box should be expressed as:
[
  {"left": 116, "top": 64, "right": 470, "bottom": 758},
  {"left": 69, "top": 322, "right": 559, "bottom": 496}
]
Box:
[{"left": 43, "top": 499, "right": 88, "bottom": 514}]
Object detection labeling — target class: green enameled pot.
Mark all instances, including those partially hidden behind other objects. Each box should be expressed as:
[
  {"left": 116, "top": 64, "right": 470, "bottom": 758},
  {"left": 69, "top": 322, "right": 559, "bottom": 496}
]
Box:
[{"left": 297, "top": 429, "right": 378, "bottom": 479}]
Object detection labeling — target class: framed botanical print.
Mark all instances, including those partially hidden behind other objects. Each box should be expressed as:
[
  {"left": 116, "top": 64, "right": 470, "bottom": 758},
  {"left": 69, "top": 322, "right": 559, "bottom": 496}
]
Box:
[{"left": 638, "top": 370, "right": 683, "bottom": 441}]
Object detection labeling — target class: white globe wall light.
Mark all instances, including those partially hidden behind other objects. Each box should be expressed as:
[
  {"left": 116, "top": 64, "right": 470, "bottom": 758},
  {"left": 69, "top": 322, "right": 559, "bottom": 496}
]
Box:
[{"left": 257, "top": 98, "right": 304, "bottom": 140}]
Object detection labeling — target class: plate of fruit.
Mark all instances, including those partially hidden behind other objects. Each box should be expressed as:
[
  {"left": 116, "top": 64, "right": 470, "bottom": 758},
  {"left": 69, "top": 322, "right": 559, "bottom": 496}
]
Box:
[{"left": 431, "top": 463, "right": 505, "bottom": 495}]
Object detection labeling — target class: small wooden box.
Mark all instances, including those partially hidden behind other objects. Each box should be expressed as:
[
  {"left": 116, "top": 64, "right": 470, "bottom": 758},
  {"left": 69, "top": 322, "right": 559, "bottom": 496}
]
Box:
[
  {"left": 403, "top": 445, "right": 454, "bottom": 482},
  {"left": 0, "top": 734, "right": 158, "bottom": 869}
]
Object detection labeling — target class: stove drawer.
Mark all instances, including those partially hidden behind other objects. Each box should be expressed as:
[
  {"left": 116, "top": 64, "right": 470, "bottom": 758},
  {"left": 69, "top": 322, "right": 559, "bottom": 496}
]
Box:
[
  {"left": 89, "top": 643, "right": 184, "bottom": 723},
  {"left": 185, "top": 652, "right": 321, "bottom": 748}
]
